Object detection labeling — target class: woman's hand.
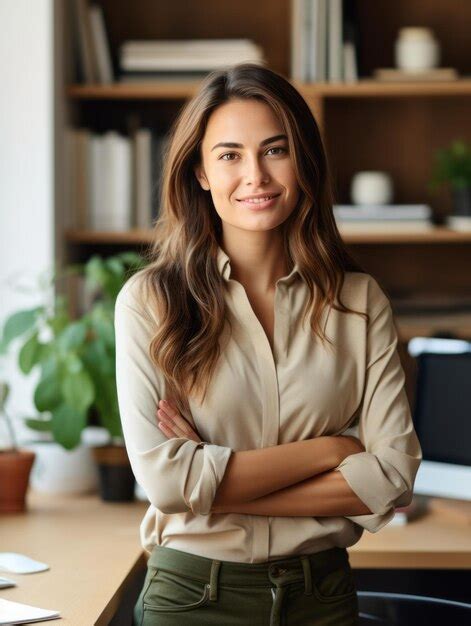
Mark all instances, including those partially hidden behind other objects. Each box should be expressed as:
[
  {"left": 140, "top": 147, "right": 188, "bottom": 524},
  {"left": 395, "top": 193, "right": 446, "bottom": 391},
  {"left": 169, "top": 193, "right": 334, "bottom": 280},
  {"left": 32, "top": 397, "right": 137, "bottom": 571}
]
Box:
[
  {"left": 335, "top": 434, "right": 365, "bottom": 464},
  {"left": 157, "top": 399, "right": 203, "bottom": 444}
]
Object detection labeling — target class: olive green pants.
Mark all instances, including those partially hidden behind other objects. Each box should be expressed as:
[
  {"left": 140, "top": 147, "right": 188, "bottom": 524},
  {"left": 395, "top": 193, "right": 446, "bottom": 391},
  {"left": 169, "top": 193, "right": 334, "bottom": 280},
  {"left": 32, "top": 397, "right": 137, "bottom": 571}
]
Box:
[{"left": 133, "top": 544, "right": 359, "bottom": 625}]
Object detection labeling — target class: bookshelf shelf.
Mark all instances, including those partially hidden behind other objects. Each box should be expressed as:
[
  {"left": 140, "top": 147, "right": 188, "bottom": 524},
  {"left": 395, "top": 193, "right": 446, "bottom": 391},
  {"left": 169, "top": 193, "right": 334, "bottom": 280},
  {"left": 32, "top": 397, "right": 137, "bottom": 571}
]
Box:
[
  {"left": 65, "top": 226, "right": 471, "bottom": 246},
  {"left": 66, "top": 81, "right": 201, "bottom": 100},
  {"left": 67, "top": 79, "right": 471, "bottom": 101}
]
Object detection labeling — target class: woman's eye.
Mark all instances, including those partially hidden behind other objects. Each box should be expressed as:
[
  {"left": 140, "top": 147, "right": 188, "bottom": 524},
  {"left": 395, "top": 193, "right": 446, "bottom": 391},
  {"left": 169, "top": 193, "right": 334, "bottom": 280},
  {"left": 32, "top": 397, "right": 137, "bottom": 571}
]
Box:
[{"left": 219, "top": 147, "right": 287, "bottom": 161}]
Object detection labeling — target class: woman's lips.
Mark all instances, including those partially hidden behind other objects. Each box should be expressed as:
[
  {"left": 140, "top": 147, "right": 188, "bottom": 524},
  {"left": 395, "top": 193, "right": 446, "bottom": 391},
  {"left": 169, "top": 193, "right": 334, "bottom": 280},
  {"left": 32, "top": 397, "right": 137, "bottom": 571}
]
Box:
[{"left": 237, "top": 193, "right": 281, "bottom": 210}]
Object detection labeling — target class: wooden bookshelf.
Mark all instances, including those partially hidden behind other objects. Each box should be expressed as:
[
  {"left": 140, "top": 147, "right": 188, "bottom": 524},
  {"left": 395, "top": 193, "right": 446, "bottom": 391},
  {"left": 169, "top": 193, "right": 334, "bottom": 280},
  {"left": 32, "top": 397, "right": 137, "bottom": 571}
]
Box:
[{"left": 55, "top": 0, "right": 471, "bottom": 405}]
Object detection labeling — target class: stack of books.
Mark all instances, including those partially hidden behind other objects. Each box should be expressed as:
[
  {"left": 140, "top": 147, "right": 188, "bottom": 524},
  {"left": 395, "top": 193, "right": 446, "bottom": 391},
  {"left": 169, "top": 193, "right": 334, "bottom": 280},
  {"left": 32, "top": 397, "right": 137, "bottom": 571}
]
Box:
[
  {"left": 72, "top": 0, "right": 114, "bottom": 84},
  {"left": 66, "top": 127, "right": 169, "bottom": 231},
  {"left": 333, "top": 204, "right": 434, "bottom": 232},
  {"left": 119, "top": 39, "right": 265, "bottom": 83},
  {"left": 291, "top": 0, "right": 360, "bottom": 83}
]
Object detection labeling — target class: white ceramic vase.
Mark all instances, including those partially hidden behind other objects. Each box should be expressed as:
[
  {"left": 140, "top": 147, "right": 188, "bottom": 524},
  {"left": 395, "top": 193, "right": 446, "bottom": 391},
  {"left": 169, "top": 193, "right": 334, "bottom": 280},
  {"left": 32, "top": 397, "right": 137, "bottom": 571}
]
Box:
[{"left": 395, "top": 27, "right": 440, "bottom": 72}]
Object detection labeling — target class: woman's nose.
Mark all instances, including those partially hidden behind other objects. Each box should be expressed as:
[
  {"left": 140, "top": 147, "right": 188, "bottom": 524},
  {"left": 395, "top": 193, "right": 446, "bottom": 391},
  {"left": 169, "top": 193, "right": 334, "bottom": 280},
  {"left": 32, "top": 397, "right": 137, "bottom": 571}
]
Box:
[{"left": 243, "top": 156, "right": 270, "bottom": 185}]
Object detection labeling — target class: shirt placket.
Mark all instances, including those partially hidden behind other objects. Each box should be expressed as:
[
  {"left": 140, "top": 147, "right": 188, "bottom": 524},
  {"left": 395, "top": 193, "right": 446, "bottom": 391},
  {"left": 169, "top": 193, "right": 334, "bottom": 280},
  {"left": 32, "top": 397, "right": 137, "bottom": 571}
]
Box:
[{"left": 228, "top": 277, "right": 291, "bottom": 562}]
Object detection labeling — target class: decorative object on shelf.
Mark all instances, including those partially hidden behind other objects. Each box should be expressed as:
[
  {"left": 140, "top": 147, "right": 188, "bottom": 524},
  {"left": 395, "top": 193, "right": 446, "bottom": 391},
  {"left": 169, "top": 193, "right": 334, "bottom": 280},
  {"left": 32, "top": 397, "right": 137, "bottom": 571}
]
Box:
[
  {"left": 350, "top": 171, "right": 393, "bottom": 205},
  {"left": 374, "top": 27, "right": 458, "bottom": 82},
  {"left": 395, "top": 27, "right": 440, "bottom": 72},
  {"left": 429, "top": 140, "right": 471, "bottom": 231},
  {"left": 0, "top": 252, "right": 146, "bottom": 501},
  {"left": 0, "top": 382, "right": 36, "bottom": 513}
]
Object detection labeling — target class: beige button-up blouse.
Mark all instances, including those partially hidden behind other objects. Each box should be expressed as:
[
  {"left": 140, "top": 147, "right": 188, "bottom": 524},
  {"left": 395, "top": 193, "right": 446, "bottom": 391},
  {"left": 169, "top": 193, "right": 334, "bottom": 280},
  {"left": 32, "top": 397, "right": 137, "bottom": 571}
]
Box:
[{"left": 115, "top": 245, "right": 422, "bottom": 563}]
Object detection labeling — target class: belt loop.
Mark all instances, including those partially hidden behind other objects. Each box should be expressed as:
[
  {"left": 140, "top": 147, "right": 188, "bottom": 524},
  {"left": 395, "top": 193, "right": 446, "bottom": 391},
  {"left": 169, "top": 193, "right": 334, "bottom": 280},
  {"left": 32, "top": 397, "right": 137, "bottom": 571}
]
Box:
[
  {"left": 300, "top": 557, "right": 312, "bottom": 595},
  {"left": 209, "top": 559, "right": 221, "bottom": 601}
]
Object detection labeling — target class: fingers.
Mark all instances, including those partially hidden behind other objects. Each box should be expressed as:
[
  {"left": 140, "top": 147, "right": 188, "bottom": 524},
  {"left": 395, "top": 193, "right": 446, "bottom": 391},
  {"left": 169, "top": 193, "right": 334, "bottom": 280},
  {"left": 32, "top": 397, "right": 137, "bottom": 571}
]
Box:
[{"left": 157, "top": 399, "right": 197, "bottom": 440}]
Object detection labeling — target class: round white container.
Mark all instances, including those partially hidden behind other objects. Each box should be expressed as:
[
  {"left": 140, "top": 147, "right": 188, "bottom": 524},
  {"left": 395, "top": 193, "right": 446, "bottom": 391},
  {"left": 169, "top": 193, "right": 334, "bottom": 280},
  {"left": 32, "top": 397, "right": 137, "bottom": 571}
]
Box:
[
  {"left": 350, "top": 171, "right": 393, "bottom": 205},
  {"left": 395, "top": 27, "right": 440, "bottom": 72}
]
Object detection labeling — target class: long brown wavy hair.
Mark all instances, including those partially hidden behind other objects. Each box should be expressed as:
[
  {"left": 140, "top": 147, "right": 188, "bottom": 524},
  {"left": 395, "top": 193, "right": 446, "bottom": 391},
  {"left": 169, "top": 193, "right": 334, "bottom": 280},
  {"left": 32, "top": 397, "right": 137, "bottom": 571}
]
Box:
[{"left": 135, "top": 62, "right": 371, "bottom": 419}]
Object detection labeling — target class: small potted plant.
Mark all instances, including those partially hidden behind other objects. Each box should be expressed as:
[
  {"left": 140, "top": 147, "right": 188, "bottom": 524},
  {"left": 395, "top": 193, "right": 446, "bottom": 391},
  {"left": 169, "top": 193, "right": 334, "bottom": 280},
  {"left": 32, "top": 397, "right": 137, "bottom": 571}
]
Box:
[
  {"left": 0, "top": 381, "right": 36, "bottom": 512},
  {"left": 0, "top": 251, "right": 146, "bottom": 501},
  {"left": 428, "top": 139, "right": 471, "bottom": 231}
]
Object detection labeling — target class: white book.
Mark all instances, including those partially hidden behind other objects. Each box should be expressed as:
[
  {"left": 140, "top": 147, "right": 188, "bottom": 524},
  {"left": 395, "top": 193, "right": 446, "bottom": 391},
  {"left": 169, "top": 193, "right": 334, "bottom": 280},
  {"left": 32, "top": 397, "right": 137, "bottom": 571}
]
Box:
[
  {"left": 290, "top": 0, "right": 305, "bottom": 81},
  {"left": 88, "top": 4, "right": 114, "bottom": 84},
  {"left": 337, "top": 221, "right": 435, "bottom": 232},
  {"left": 309, "top": 0, "right": 327, "bottom": 82},
  {"left": 123, "top": 44, "right": 261, "bottom": 57},
  {"left": 0, "top": 597, "right": 60, "bottom": 624},
  {"left": 122, "top": 39, "right": 259, "bottom": 53},
  {"left": 72, "top": 0, "right": 98, "bottom": 83},
  {"left": 133, "top": 129, "right": 153, "bottom": 229},
  {"left": 89, "top": 134, "right": 105, "bottom": 230},
  {"left": 120, "top": 54, "right": 263, "bottom": 72},
  {"left": 327, "top": 0, "right": 343, "bottom": 82},
  {"left": 100, "top": 132, "right": 132, "bottom": 231},
  {"left": 333, "top": 204, "right": 432, "bottom": 220},
  {"left": 343, "top": 40, "right": 358, "bottom": 82}
]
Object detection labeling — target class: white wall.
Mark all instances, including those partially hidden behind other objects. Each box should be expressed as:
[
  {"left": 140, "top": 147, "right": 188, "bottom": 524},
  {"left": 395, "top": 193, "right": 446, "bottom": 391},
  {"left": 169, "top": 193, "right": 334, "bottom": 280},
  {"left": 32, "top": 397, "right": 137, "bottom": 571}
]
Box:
[{"left": 0, "top": 0, "right": 54, "bottom": 447}]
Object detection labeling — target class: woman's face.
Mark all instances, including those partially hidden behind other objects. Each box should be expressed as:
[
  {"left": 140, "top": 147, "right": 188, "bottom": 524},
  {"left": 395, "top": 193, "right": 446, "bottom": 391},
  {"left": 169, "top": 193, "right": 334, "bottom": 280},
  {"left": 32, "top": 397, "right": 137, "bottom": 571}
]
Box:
[{"left": 194, "top": 98, "right": 300, "bottom": 234}]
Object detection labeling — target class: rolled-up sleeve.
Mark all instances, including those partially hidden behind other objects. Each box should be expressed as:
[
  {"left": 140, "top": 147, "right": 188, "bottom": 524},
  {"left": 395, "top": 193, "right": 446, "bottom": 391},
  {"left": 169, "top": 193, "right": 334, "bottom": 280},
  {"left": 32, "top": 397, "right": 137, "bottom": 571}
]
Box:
[
  {"left": 114, "top": 276, "right": 233, "bottom": 515},
  {"left": 335, "top": 284, "right": 422, "bottom": 533}
]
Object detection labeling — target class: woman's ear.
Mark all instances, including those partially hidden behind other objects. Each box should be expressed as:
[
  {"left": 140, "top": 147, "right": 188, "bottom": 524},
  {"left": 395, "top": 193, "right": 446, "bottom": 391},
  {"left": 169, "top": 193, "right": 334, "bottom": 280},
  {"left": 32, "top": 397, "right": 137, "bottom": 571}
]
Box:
[{"left": 194, "top": 164, "right": 210, "bottom": 191}]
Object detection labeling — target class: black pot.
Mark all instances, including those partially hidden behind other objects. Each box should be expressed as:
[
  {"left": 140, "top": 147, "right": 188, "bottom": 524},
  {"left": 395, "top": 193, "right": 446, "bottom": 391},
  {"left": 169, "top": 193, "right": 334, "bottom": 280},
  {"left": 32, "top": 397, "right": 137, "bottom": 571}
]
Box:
[
  {"left": 452, "top": 186, "right": 471, "bottom": 216},
  {"left": 92, "top": 445, "right": 136, "bottom": 502}
]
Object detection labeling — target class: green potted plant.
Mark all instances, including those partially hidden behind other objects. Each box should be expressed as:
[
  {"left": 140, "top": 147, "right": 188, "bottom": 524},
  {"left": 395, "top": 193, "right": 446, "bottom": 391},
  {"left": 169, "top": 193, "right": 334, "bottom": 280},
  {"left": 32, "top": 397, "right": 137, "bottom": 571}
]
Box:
[
  {"left": 0, "top": 381, "right": 36, "bottom": 512},
  {"left": 0, "top": 251, "right": 147, "bottom": 501},
  {"left": 428, "top": 139, "right": 471, "bottom": 231}
]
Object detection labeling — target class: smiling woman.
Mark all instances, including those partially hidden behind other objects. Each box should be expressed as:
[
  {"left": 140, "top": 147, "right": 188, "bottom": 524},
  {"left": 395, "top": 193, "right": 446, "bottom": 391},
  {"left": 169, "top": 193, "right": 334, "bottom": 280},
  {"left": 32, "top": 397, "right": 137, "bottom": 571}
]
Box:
[{"left": 114, "top": 62, "right": 422, "bottom": 626}]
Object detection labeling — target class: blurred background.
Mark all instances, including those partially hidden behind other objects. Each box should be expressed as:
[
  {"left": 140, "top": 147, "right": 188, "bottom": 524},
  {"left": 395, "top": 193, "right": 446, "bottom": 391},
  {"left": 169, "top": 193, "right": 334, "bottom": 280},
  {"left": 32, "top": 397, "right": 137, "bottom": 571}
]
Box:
[{"left": 0, "top": 2, "right": 470, "bottom": 624}]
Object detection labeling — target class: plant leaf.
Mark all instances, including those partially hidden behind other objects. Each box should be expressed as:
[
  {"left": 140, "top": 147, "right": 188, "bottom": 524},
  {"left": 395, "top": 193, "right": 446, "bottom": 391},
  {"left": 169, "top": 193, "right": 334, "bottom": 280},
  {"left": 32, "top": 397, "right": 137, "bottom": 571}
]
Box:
[
  {"left": 34, "top": 372, "right": 63, "bottom": 412},
  {"left": 24, "top": 417, "right": 53, "bottom": 432},
  {"left": 1, "top": 307, "right": 41, "bottom": 347},
  {"left": 51, "top": 403, "right": 87, "bottom": 450},
  {"left": 19, "top": 331, "right": 42, "bottom": 374},
  {"left": 57, "top": 320, "right": 88, "bottom": 352},
  {"left": 61, "top": 368, "right": 95, "bottom": 412}
]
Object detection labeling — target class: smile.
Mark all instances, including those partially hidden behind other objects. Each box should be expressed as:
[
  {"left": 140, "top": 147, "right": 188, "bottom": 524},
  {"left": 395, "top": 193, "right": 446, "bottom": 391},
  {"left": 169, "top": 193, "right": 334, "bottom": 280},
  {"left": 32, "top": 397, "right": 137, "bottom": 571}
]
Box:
[{"left": 236, "top": 193, "right": 281, "bottom": 210}]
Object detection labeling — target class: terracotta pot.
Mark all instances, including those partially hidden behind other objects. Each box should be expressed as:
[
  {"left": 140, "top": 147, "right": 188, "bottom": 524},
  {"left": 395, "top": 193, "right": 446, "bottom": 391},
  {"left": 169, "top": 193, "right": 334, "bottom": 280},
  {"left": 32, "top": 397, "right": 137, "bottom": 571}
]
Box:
[
  {"left": 91, "top": 445, "right": 135, "bottom": 502},
  {"left": 0, "top": 449, "right": 36, "bottom": 513}
]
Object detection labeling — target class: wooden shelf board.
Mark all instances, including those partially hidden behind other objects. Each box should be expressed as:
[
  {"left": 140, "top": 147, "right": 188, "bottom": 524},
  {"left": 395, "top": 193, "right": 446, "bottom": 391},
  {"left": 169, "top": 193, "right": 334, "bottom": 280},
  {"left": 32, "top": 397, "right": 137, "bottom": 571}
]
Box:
[
  {"left": 395, "top": 312, "right": 471, "bottom": 341},
  {"left": 67, "top": 79, "right": 471, "bottom": 100},
  {"left": 298, "top": 78, "right": 471, "bottom": 98},
  {"left": 65, "top": 226, "right": 471, "bottom": 245},
  {"left": 66, "top": 81, "right": 201, "bottom": 100}
]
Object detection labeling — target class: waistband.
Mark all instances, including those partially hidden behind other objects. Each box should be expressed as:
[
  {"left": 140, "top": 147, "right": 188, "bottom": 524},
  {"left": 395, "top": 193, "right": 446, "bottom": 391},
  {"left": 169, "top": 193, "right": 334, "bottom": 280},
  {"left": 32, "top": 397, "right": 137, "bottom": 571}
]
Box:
[{"left": 147, "top": 545, "right": 350, "bottom": 589}]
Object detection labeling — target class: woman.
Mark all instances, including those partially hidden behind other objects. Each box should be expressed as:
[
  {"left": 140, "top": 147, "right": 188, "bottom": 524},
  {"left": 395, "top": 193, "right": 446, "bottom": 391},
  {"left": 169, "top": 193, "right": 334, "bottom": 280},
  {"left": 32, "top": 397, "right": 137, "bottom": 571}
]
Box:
[{"left": 115, "top": 63, "right": 422, "bottom": 625}]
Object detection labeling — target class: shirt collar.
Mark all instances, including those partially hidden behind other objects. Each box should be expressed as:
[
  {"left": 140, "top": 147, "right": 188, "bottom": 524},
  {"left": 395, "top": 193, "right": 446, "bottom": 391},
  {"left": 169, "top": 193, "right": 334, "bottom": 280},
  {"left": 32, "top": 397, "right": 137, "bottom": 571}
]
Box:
[{"left": 216, "top": 245, "right": 301, "bottom": 285}]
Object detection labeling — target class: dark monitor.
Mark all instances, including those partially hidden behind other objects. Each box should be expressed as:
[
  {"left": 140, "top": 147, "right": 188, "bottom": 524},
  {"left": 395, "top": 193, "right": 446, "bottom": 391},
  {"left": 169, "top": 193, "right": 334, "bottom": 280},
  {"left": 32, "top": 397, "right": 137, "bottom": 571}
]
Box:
[{"left": 407, "top": 337, "right": 471, "bottom": 500}]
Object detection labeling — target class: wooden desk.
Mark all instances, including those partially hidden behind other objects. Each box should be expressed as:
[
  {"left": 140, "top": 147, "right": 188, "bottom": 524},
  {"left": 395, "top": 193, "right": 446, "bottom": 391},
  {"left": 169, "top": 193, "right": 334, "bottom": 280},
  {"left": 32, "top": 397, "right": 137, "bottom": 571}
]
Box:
[
  {"left": 0, "top": 491, "right": 148, "bottom": 626},
  {"left": 1, "top": 491, "right": 470, "bottom": 624}
]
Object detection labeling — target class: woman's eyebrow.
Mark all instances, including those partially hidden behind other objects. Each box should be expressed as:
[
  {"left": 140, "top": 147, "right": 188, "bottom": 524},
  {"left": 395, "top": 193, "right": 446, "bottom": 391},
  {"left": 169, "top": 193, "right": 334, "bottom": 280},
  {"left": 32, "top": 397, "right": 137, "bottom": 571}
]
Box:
[{"left": 211, "top": 134, "right": 288, "bottom": 151}]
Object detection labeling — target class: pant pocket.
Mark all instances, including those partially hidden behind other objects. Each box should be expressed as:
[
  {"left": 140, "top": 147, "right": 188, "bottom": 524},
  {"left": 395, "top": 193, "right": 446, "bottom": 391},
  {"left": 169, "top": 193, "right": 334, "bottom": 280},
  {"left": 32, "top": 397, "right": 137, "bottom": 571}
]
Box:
[
  {"left": 143, "top": 567, "right": 211, "bottom": 613},
  {"left": 311, "top": 560, "right": 357, "bottom": 604}
]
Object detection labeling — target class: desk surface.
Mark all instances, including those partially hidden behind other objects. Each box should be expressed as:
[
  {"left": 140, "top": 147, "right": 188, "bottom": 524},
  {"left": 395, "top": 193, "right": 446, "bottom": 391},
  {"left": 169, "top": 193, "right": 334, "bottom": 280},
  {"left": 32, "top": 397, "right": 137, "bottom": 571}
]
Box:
[{"left": 1, "top": 491, "right": 470, "bottom": 625}]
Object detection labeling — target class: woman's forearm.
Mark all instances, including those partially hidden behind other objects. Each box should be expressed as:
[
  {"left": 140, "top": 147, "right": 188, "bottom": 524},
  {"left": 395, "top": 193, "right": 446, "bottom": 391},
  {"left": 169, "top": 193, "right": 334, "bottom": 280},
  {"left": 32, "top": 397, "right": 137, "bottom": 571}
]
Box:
[
  {"left": 212, "top": 436, "right": 342, "bottom": 507},
  {"left": 211, "top": 469, "right": 372, "bottom": 517}
]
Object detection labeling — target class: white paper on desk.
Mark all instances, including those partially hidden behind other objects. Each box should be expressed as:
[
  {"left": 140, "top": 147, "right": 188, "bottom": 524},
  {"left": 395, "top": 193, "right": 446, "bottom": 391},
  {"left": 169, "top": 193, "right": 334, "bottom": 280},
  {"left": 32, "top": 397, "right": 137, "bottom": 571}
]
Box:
[
  {"left": 0, "top": 598, "right": 60, "bottom": 624},
  {"left": 0, "top": 553, "right": 49, "bottom": 574}
]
